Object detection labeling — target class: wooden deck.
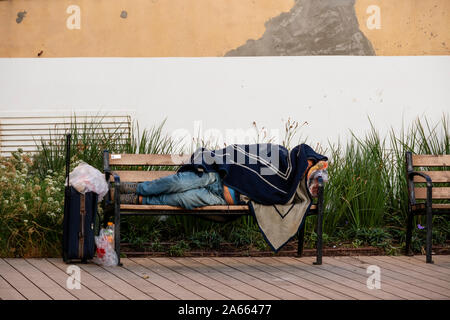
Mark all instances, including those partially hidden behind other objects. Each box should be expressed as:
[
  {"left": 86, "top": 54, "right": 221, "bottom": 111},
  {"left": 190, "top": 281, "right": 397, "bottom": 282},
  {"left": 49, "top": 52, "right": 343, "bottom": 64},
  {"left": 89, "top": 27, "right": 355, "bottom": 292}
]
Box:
[{"left": 1, "top": 255, "right": 449, "bottom": 300}]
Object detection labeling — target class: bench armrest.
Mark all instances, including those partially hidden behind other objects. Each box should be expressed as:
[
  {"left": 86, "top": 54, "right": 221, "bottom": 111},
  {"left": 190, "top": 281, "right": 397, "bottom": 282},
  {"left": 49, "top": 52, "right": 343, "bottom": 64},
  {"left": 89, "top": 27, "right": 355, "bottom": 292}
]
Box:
[
  {"left": 408, "top": 171, "right": 433, "bottom": 208},
  {"left": 408, "top": 171, "right": 433, "bottom": 187}
]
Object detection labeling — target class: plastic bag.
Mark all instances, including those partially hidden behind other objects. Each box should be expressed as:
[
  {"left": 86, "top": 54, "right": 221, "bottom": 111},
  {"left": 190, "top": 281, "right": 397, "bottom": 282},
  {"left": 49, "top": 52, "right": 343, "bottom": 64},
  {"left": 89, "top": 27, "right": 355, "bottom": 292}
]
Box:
[
  {"left": 307, "top": 161, "right": 329, "bottom": 198},
  {"left": 93, "top": 227, "right": 118, "bottom": 267},
  {"left": 67, "top": 162, "right": 108, "bottom": 202},
  {"left": 308, "top": 169, "right": 329, "bottom": 197}
]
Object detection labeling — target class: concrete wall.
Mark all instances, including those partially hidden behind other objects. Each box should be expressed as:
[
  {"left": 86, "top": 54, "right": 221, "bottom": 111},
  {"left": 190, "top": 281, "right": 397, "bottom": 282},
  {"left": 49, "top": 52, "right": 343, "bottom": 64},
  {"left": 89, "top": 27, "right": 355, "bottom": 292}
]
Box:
[{"left": 0, "top": 56, "right": 448, "bottom": 150}]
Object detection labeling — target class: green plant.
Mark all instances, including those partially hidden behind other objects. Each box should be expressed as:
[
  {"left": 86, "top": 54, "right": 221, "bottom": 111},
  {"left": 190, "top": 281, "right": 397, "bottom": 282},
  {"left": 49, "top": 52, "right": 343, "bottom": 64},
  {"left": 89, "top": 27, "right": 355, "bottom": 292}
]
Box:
[
  {"left": 189, "top": 230, "right": 224, "bottom": 249},
  {"left": 121, "top": 216, "right": 162, "bottom": 247},
  {"left": 168, "top": 240, "right": 189, "bottom": 256},
  {"left": 0, "top": 150, "right": 65, "bottom": 257},
  {"left": 228, "top": 223, "right": 268, "bottom": 250},
  {"left": 322, "top": 124, "right": 389, "bottom": 234},
  {"left": 1, "top": 113, "right": 449, "bottom": 258},
  {"left": 32, "top": 114, "right": 131, "bottom": 178},
  {"left": 151, "top": 239, "right": 163, "bottom": 252}
]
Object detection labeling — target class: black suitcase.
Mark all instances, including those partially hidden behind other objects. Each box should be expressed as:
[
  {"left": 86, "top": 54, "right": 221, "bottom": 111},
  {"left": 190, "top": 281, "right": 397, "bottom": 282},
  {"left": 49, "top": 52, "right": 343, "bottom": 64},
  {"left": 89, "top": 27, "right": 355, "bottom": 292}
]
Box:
[{"left": 62, "top": 134, "right": 97, "bottom": 263}]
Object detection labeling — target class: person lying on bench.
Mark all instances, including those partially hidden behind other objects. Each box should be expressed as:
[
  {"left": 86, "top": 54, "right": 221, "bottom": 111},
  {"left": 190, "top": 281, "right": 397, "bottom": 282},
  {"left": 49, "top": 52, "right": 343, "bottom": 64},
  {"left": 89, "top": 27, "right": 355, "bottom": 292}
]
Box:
[
  {"left": 119, "top": 171, "right": 240, "bottom": 209},
  {"left": 119, "top": 150, "right": 328, "bottom": 210}
]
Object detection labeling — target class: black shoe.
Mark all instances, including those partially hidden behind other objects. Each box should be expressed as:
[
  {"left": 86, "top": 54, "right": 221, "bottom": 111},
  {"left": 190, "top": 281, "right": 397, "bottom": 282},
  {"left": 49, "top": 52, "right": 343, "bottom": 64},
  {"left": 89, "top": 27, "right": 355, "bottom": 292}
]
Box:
[
  {"left": 120, "top": 182, "right": 138, "bottom": 194},
  {"left": 120, "top": 193, "right": 139, "bottom": 204}
]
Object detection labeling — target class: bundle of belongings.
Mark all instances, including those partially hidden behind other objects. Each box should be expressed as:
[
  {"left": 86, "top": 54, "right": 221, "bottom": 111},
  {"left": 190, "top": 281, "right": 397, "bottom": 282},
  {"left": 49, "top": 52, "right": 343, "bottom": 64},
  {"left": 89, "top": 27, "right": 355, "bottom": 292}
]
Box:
[{"left": 178, "top": 143, "right": 328, "bottom": 252}]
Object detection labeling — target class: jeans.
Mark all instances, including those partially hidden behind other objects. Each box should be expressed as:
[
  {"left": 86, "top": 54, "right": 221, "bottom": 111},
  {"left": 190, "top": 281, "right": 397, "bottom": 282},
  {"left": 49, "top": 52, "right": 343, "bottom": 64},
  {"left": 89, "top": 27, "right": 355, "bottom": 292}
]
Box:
[{"left": 136, "top": 171, "right": 227, "bottom": 210}]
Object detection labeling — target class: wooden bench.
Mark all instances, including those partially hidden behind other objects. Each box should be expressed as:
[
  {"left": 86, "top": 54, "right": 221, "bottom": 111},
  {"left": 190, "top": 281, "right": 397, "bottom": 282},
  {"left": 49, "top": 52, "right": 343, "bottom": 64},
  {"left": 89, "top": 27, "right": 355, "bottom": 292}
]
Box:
[
  {"left": 102, "top": 151, "right": 325, "bottom": 266},
  {"left": 405, "top": 152, "right": 450, "bottom": 263}
]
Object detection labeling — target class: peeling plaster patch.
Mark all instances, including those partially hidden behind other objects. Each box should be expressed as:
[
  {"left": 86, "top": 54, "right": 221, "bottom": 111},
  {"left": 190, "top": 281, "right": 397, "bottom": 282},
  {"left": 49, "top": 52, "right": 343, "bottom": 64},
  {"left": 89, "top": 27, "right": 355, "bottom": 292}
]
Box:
[
  {"left": 16, "top": 11, "right": 27, "bottom": 24},
  {"left": 120, "top": 10, "right": 127, "bottom": 19},
  {"left": 226, "top": 0, "right": 375, "bottom": 56}
]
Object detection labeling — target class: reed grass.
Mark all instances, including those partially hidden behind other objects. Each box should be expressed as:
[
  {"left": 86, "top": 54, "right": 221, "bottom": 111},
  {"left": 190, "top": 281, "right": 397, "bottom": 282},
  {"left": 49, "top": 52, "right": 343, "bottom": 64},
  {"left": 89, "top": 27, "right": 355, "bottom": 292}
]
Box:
[{"left": 1, "top": 113, "right": 448, "bottom": 257}]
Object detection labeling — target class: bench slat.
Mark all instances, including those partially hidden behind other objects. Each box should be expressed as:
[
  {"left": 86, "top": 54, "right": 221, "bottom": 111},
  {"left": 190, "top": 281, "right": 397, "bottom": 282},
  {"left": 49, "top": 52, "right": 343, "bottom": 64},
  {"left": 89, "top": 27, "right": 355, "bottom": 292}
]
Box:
[
  {"left": 412, "top": 155, "right": 450, "bottom": 167},
  {"left": 413, "top": 171, "right": 450, "bottom": 183},
  {"left": 120, "top": 204, "right": 249, "bottom": 212},
  {"left": 109, "top": 154, "right": 190, "bottom": 166},
  {"left": 414, "top": 187, "right": 450, "bottom": 200},
  {"left": 119, "top": 204, "right": 318, "bottom": 212},
  {"left": 111, "top": 170, "right": 175, "bottom": 182},
  {"left": 411, "top": 203, "right": 450, "bottom": 211}
]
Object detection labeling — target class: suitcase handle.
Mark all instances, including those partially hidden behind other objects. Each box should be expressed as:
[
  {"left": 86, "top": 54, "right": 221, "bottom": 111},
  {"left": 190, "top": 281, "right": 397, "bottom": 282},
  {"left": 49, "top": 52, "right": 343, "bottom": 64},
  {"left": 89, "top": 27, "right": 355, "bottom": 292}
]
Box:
[
  {"left": 62, "top": 133, "right": 72, "bottom": 263},
  {"left": 65, "top": 134, "right": 71, "bottom": 184}
]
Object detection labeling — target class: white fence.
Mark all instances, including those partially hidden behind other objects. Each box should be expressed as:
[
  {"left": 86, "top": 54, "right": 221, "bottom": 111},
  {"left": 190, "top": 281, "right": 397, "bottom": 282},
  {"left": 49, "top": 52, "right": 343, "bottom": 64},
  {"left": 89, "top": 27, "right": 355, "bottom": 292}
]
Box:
[{"left": 0, "top": 114, "right": 132, "bottom": 157}]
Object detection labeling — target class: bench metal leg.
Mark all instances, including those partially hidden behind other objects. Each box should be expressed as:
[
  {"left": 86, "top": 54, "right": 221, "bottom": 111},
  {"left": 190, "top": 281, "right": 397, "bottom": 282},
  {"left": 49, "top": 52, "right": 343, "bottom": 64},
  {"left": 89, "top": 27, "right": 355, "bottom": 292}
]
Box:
[
  {"left": 114, "top": 203, "right": 122, "bottom": 266},
  {"left": 114, "top": 178, "right": 122, "bottom": 266},
  {"left": 405, "top": 210, "right": 414, "bottom": 256},
  {"left": 297, "top": 222, "right": 305, "bottom": 257},
  {"left": 426, "top": 196, "right": 433, "bottom": 264},
  {"left": 313, "top": 179, "right": 324, "bottom": 265},
  {"left": 313, "top": 210, "right": 323, "bottom": 265}
]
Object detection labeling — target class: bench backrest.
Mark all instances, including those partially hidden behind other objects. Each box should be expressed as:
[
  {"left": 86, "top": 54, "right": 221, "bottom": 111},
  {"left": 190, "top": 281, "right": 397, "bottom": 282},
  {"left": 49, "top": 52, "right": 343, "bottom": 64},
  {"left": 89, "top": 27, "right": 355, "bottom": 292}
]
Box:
[
  {"left": 406, "top": 152, "right": 450, "bottom": 205},
  {"left": 104, "top": 152, "right": 190, "bottom": 182}
]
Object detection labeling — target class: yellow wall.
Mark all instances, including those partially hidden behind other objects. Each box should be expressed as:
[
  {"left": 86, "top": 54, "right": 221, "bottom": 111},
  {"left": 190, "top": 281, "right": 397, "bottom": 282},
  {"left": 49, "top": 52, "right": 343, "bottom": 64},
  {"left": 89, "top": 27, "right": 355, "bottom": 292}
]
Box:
[
  {"left": 355, "top": 0, "right": 450, "bottom": 55},
  {"left": 0, "top": 0, "right": 449, "bottom": 57},
  {"left": 0, "top": 0, "right": 294, "bottom": 57}
]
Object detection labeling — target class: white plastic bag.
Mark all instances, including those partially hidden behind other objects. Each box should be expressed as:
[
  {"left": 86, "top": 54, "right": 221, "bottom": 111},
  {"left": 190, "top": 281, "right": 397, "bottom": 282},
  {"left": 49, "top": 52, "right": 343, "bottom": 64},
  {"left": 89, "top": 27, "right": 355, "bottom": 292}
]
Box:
[
  {"left": 93, "top": 228, "right": 118, "bottom": 267},
  {"left": 67, "top": 162, "right": 108, "bottom": 202}
]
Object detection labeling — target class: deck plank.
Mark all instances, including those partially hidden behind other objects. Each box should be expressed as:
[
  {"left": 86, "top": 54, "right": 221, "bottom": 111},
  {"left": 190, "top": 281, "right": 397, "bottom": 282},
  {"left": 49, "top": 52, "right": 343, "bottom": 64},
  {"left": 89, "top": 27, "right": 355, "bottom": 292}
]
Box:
[
  {"left": 209, "top": 257, "right": 305, "bottom": 299},
  {"left": 27, "top": 259, "right": 102, "bottom": 300},
  {"left": 1, "top": 256, "right": 449, "bottom": 300},
  {"left": 123, "top": 258, "right": 202, "bottom": 300},
  {"left": 408, "top": 255, "right": 450, "bottom": 273},
  {"left": 130, "top": 257, "right": 213, "bottom": 299},
  {"left": 371, "top": 256, "right": 450, "bottom": 285},
  {"left": 173, "top": 257, "right": 278, "bottom": 300},
  {"left": 0, "top": 275, "right": 25, "bottom": 300},
  {"left": 219, "top": 257, "right": 326, "bottom": 300},
  {"left": 349, "top": 256, "right": 450, "bottom": 299},
  {"left": 137, "top": 258, "right": 228, "bottom": 300},
  {"left": 304, "top": 256, "right": 428, "bottom": 300},
  {"left": 102, "top": 258, "right": 177, "bottom": 300},
  {"left": 271, "top": 257, "right": 380, "bottom": 300},
  {"left": 45, "top": 258, "right": 122, "bottom": 300},
  {"left": 335, "top": 256, "right": 445, "bottom": 300},
  {"left": 76, "top": 262, "right": 153, "bottom": 300},
  {"left": 192, "top": 257, "right": 282, "bottom": 300},
  {"left": 239, "top": 257, "right": 353, "bottom": 300},
  {"left": 298, "top": 256, "right": 404, "bottom": 300},
  {"left": 194, "top": 258, "right": 292, "bottom": 300},
  {"left": 285, "top": 256, "right": 401, "bottom": 299},
  {"left": 5, "top": 259, "right": 76, "bottom": 300},
  {"left": 0, "top": 259, "right": 50, "bottom": 300},
  {"left": 156, "top": 258, "right": 254, "bottom": 300}
]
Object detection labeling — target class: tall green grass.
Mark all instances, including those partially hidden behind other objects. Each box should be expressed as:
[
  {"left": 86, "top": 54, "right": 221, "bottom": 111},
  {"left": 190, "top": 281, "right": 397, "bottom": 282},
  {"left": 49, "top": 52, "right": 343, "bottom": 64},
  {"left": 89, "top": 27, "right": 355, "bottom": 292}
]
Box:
[
  {"left": 32, "top": 114, "right": 132, "bottom": 177},
  {"left": 310, "top": 114, "right": 450, "bottom": 250},
  {"left": 2, "top": 113, "right": 448, "bottom": 257}
]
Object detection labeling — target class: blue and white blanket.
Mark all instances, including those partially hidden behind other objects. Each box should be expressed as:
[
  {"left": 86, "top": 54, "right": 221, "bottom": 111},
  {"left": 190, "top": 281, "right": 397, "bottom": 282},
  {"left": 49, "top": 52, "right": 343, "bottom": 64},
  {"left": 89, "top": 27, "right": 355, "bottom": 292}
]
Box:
[{"left": 179, "top": 143, "right": 327, "bottom": 251}]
